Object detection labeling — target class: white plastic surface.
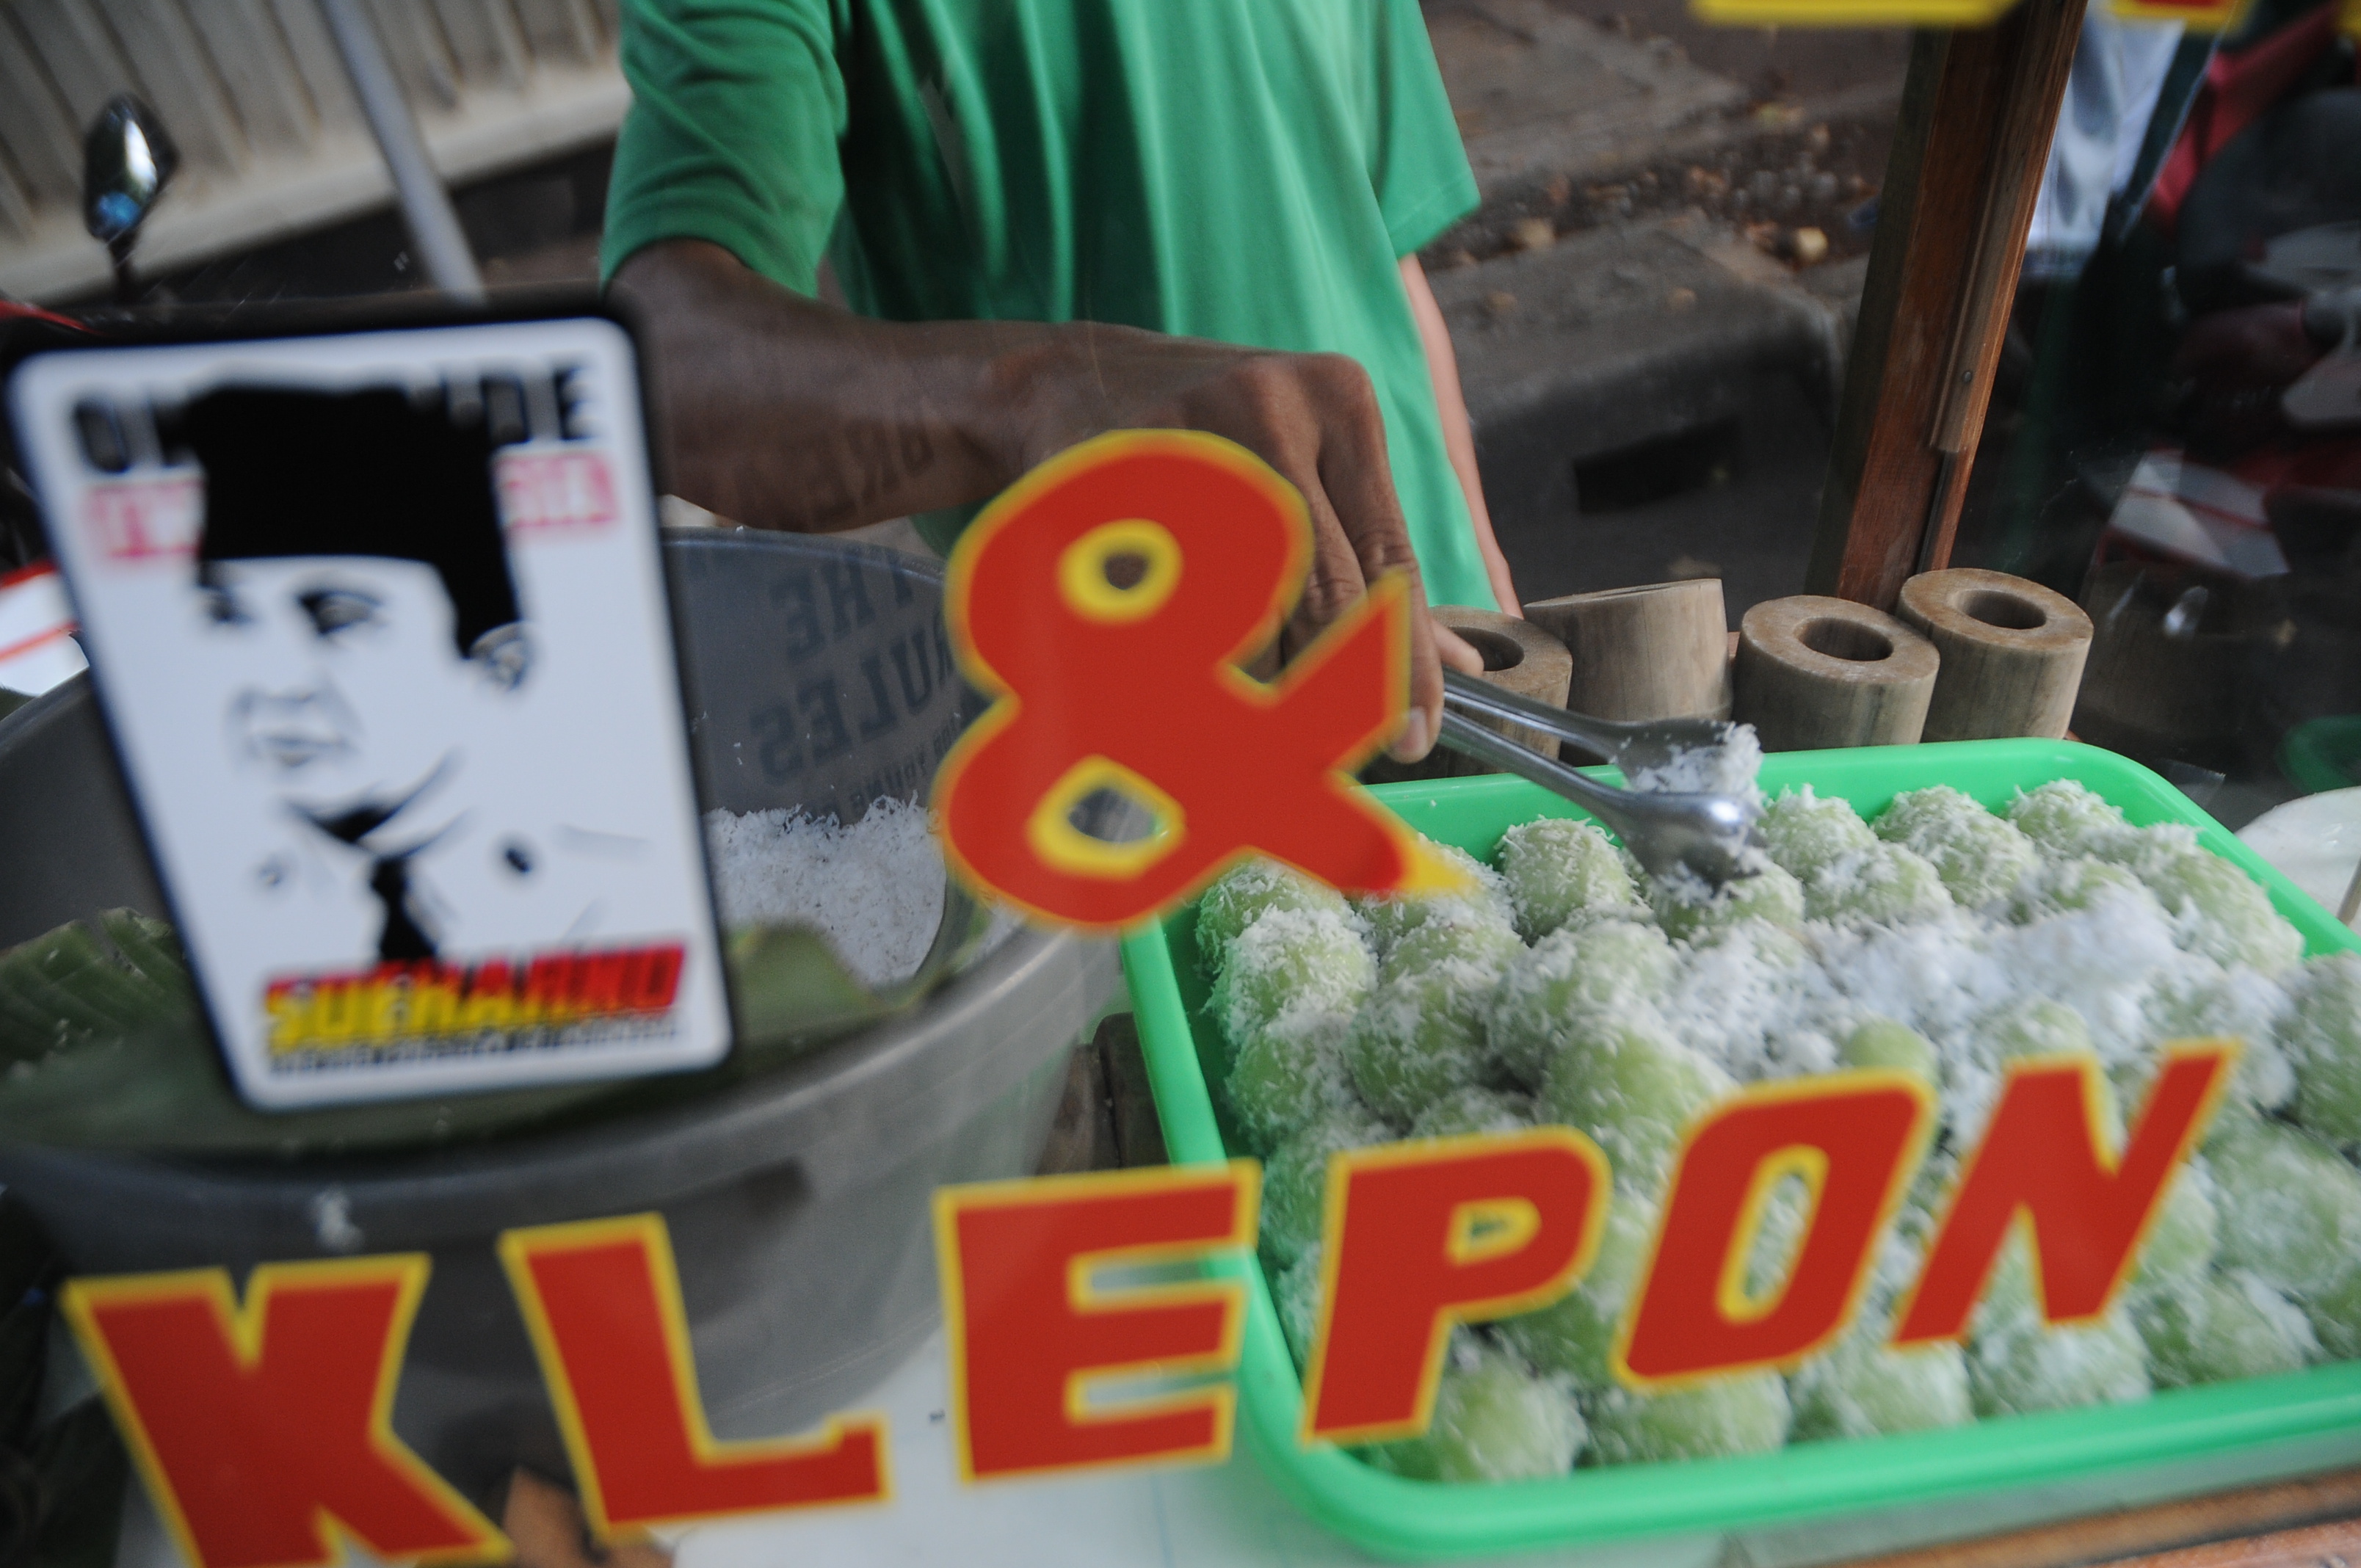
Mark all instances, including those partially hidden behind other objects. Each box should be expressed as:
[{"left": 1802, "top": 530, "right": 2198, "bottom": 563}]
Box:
[
  {"left": 670, "top": 1331, "right": 1721, "bottom": 1568},
  {"left": 2239, "top": 786, "right": 2361, "bottom": 927}
]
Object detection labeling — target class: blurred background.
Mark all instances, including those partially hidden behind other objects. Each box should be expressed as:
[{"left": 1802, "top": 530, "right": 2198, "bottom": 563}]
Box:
[{"left": 1, "top": 0, "right": 2354, "bottom": 830}]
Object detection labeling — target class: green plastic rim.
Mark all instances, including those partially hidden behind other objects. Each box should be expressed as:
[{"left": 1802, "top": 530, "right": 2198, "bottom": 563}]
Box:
[
  {"left": 1120, "top": 738, "right": 2361, "bottom": 1562},
  {"left": 2282, "top": 716, "right": 2361, "bottom": 796}
]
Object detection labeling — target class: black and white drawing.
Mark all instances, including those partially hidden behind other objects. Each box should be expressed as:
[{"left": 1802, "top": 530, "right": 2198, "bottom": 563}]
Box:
[{"left": 9, "top": 318, "right": 731, "bottom": 1109}]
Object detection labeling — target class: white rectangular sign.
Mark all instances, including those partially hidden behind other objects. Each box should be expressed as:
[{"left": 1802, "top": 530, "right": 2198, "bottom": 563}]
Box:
[{"left": 8, "top": 316, "right": 733, "bottom": 1108}]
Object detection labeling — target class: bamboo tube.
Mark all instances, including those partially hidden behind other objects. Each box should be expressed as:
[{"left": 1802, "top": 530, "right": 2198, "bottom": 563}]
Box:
[
  {"left": 1734, "top": 596, "right": 1939, "bottom": 750},
  {"left": 1431, "top": 606, "right": 1574, "bottom": 777},
  {"left": 1524, "top": 580, "right": 1733, "bottom": 725},
  {"left": 1897, "top": 568, "right": 2092, "bottom": 741}
]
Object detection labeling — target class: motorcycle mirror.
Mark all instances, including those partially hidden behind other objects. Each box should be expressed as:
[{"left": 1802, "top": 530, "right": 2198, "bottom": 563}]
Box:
[{"left": 83, "top": 95, "right": 178, "bottom": 301}]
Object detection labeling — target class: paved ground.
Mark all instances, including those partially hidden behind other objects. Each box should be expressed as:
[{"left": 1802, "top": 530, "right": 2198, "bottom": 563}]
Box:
[
  {"left": 1430, "top": 218, "right": 1860, "bottom": 613},
  {"left": 1424, "top": 0, "right": 1901, "bottom": 268},
  {"left": 1418, "top": 0, "right": 1904, "bottom": 620},
  {"left": 1542, "top": 0, "right": 1910, "bottom": 104}
]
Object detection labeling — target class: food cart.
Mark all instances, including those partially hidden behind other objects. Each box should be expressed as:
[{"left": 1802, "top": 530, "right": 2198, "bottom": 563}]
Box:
[{"left": 0, "top": 0, "right": 2355, "bottom": 1562}]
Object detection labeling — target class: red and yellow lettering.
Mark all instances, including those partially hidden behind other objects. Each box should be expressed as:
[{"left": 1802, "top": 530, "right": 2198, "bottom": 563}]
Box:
[
  {"left": 499, "top": 1214, "right": 888, "bottom": 1537},
  {"left": 457, "top": 959, "right": 515, "bottom": 1030},
  {"left": 575, "top": 951, "right": 630, "bottom": 1014},
  {"left": 1619, "top": 1073, "right": 1932, "bottom": 1384},
  {"left": 935, "top": 1162, "right": 1259, "bottom": 1480},
  {"left": 623, "top": 945, "right": 683, "bottom": 1009},
  {"left": 1893, "top": 1042, "right": 2235, "bottom": 1345},
  {"left": 61, "top": 1257, "right": 504, "bottom": 1568},
  {"left": 935, "top": 430, "right": 1463, "bottom": 932},
  {"left": 264, "top": 947, "right": 685, "bottom": 1052},
  {"left": 1302, "top": 1129, "right": 1609, "bottom": 1444},
  {"left": 407, "top": 963, "right": 462, "bottom": 1034},
  {"left": 519, "top": 955, "right": 572, "bottom": 1025}
]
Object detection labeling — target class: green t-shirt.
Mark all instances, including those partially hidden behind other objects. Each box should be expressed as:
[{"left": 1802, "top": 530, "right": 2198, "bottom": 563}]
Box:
[{"left": 602, "top": 0, "right": 1496, "bottom": 611}]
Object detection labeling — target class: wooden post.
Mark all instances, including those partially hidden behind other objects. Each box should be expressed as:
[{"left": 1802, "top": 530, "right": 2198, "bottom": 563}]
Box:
[{"left": 1806, "top": 0, "right": 2090, "bottom": 611}]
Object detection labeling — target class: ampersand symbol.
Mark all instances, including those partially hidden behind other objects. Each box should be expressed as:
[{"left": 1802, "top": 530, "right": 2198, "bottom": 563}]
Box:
[{"left": 934, "top": 430, "right": 1463, "bottom": 930}]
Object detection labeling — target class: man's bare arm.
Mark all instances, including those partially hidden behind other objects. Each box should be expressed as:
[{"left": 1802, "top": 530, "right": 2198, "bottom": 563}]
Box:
[
  {"left": 614, "top": 238, "right": 1468, "bottom": 758},
  {"left": 612, "top": 241, "right": 1032, "bottom": 531},
  {"left": 1401, "top": 255, "right": 1520, "bottom": 617}
]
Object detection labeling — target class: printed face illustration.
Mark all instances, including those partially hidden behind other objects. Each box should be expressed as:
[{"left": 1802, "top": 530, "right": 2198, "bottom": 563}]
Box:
[
  {"left": 200, "top": 554, "right": 477, "bottom": 810},
  {"left": 12, "top": 322, "right": 734, "bottom": 1106}
]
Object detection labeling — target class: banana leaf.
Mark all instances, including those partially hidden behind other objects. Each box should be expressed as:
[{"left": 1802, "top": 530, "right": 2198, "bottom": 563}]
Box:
[{"left": 0, "top": 884, "right": 998, "bottom": 1158}]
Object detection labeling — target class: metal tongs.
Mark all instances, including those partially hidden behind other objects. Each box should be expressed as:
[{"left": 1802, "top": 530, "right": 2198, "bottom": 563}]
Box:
[{"left": 1435, "top": 669, "right": 1763, "bottom": 889}]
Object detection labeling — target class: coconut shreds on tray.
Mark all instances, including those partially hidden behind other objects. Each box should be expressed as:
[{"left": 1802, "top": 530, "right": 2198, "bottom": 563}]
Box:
[
  {"left": 1629, "top": 723, "right": 1775, "bottom": 895},
  {"left": 703, "top": 799, "right": 945, "bottom": 988},
  {"left": 1192, "top": 775, "right": 2361, "bottom": 1485},
  {"left": 1625, "top": 724, "right": 1766, "bottom": 805}
]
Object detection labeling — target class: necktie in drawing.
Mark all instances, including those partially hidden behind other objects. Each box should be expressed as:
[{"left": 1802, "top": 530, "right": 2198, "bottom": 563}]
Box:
[{"left": 369, "top": 854, "right": 438, "bottom": 962}]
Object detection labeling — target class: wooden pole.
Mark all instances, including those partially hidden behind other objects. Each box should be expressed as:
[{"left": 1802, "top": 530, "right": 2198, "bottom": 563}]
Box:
[{"left": 1806, "top": 0, "right": 2090, "bottom": 611}]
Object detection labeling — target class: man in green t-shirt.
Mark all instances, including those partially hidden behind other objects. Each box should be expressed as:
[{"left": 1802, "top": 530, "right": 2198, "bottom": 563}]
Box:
[{"left": 603, "top": 0, "right": 1517, "bottom": 761}]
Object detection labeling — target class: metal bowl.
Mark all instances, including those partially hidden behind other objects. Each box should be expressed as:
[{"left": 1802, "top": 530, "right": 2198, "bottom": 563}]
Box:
[{"left": 0, "top": 529, "right": 1119, "bottom": 1500}]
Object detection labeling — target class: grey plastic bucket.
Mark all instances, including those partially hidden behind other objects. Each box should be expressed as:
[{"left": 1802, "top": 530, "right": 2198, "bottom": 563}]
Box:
[{"left": 0, "top": 529, "right": 1120, "bottom": 1501}]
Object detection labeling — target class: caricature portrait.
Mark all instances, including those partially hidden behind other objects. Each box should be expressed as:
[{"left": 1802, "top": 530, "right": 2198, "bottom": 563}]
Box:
[
  {"left": 182, "top": 384, "right": 545, "bottom": 965},
  {"left": 10, "top": 319, "right": 733, "bottom": 1106}
]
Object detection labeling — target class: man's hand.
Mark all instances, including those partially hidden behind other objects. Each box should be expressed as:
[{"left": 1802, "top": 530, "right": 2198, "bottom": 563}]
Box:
[
  {"left": 612, "top": 240, "right": 1459, "bottom": 760},
  {"left": 991, "top": 324, "right": 1472, "bottom": 758}
]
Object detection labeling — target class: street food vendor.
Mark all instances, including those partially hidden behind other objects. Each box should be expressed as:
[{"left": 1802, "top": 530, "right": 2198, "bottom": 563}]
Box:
[{"left": 600, "top": 0, "right": 1518, "bottom": 762}]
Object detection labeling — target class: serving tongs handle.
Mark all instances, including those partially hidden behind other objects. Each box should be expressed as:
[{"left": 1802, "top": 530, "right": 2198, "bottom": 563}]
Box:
[
  {"left": 1435, "top": 708, "right": 1631, "bottom": 820},
  {"left": 1432, "top": 708, "right": 1762, "bottom": 890},
  {"left": 1441, "top": 669, "right": 1625, "bottom": 758}
]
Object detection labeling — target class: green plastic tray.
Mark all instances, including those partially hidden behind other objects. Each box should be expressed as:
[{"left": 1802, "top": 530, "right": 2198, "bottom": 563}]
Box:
[
  {"left": 1119, "top": 738, "right": 2361, "bottom": 1562},
  {"left": 2284, "top": 716, "right": 2361, "bottom": 796}
]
